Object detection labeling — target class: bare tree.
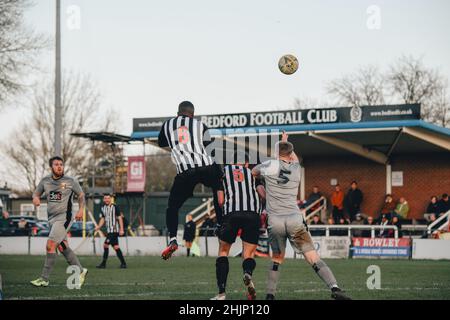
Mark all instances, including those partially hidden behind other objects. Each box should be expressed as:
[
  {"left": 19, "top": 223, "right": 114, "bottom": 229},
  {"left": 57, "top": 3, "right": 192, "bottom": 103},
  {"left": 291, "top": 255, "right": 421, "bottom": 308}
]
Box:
[
  {"left": 292, "top": 96, "right": 333, "bottom": 110},
  {"left": 1, "top": 71, "right": 118, "bottom": 194},
  {"left": 326, "top": 65, "right": 385, "bottom": 107},
  {"left": 388, "top": 55, "right": 448, "bottom": 126},
  {"left": 428, "top": 79, "right": 450, "bottom": 128},
  {"left": 0, "top": 0, "right": 49, "bottom": 108},
  {"left": 388, "top": 55, "right": 442, "bottom": 104},
  {"left": 145, "top": 152, "right": 177, "bottom": 193}
]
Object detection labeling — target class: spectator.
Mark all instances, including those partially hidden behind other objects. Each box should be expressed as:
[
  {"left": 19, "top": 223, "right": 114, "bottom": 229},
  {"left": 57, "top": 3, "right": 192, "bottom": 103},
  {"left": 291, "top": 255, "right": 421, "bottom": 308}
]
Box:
[
  {"left": 378, "top": 214, "right": 390, "bottom": 238},
  {"left": 345, "top": 181, "right": 363, "bottom": 221},
  {"left": 331, "top": 184, "right": 344, "bottom": 222},
  {"left": 200, "top": 213, "right": 216, "bottom": 236},
  {"left": 351, "top": 213, "right": 365, "bottom": 237},
  {"left": 428, "top": 213, "right": 438, "bottom": 225},
  {"left": 362, "top": 216, "right": 376, "bottom": 237},
  {"left": 309, "top": 214, "right": 325, "bottom": 236},
  {"left": 380, "top": 194, "right": 396, "bottom": 217},
  {"left": 390, "top": 215, "right": 403, "bottom": 238},
  {"left": 18, "top": 218, "right": 28, "bottom": 229},
  {"left": 437, "top": 193, "right": 450, "bottom": 216},
  {"left": 394, "top": 197, "right": 409, "bottom": 220},
  {"left": 304, "top": 186, "right": 322, "bottom": 214},
  {"left": 426, "top": 196, "right": 440, "bottom": 215},
  {"left": 17, "top": 218, "right": 29, "bottom": 236},
  {"left": 183, "top": 214, "right": 196, "bottom": 257},
  {"left": 336, "top": 217, "right": 349, "bottom": 236},
  {"left": 326, "top": 217, "right": 339, "bottom": 236}
]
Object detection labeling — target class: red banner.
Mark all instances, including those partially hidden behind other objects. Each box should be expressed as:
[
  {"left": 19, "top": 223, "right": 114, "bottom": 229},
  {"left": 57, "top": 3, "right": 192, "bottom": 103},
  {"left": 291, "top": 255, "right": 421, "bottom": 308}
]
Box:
[
  {"left": 352, "top": 237, "right": 411, "bottom": 247},
  {"left": 127, "top": 156, "right": 146, "bottom": 192}
]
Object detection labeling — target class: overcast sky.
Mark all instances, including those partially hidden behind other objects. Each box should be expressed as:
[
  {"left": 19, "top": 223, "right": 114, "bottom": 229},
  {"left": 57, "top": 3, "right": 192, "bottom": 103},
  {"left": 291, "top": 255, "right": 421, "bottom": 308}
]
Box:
[{"left": 1, "top": 0, "right": 450, "bottom": 148}]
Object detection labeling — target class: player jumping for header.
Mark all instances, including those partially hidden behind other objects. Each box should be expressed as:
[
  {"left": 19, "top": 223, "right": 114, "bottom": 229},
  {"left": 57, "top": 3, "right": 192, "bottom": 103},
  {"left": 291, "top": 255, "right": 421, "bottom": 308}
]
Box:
[
  {"left": 158, "top": 101, "right": 223, "bottom": 260},
  {"left": 30, "top": 156, "right": 88, "bottom": 288},
  {"left": 252, "top": 132, "right": 351, "bottom": 300}
]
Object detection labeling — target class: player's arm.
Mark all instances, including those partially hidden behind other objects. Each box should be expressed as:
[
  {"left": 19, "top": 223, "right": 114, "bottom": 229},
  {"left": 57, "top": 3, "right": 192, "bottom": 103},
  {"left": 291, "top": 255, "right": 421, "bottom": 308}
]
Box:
[
  {"left": 118, "top": 215, "right": 124, "bottom": 236},
  {"left": 257, "top": 185, "right": 266, "bottom": 200},
  {"left": 71, "top": 179, "right": 85, "bottom": 221},
  {"left": 252, "top": 166, "right": 262, "bottom": 178},
  {"left": 96, "top": 217, "right": 105, "bottom": 231},
  {"left": 32, "top": 180, "right": 45, "bottom": 208},
  {"left": 217, "top": 190, "right": 225, "bottom": 208},
  {"left": 117, "top": 207, "right": 124, "bottom": 236},
  {"left": 158, "top": 122, "right": 169, "bottom": 148}
]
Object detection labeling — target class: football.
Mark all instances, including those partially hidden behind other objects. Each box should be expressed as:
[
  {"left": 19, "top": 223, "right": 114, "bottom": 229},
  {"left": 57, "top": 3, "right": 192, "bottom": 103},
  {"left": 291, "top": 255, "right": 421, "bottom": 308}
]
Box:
[{"left": 278, "top": 54, "right": 299, "bottom": 75}]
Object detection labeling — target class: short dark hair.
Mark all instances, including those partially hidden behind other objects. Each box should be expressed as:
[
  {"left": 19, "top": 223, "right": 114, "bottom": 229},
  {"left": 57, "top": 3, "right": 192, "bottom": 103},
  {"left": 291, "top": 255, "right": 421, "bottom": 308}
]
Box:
[
  {"left": 103, "top": 193, "right": 113, "bottom": 197},
  {"left": 49, "top": 156, "right": 64, "bottom": 167},
  {"left": 443, "top": 193, "right": 449, "bottom": 199},
  {"left": 178, "top": 101, "right": 195, "bottom": 116},
  {"left": 351, "top": 180, "right": 357, "bottom": 185},
  {"left": 278, "top": 141, "right": 293, "bottom": 157}
]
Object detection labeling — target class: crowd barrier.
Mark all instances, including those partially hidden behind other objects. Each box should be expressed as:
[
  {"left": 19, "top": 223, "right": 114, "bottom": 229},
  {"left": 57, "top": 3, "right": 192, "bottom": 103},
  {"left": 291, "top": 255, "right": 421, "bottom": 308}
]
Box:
[{"left": 1, "top": 236, "right": 449, "bottom": 260}]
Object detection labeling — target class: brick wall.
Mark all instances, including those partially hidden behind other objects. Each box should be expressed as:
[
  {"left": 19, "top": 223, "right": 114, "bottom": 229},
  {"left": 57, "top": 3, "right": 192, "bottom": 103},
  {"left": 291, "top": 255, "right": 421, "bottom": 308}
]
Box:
[
  {"left": 303, "top": 155, "right": 386, "bottom": 219},
  {"left": 390, "top": 153, "right": 450, "bottom": 219},
  {"left": 303, "top": 153, "right": 450, "bottom": 220}
]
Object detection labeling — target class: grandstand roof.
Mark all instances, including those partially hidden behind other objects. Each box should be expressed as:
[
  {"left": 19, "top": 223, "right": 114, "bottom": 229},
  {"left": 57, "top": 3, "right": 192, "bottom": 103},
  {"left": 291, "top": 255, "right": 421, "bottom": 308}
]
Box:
[{"left": 130, "top": 105, "right": 450, "bottom": 163}]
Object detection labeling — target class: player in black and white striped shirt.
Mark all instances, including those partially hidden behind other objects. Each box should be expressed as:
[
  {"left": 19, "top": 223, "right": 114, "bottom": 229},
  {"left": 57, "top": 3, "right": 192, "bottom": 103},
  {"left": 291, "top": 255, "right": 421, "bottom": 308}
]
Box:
[
  {"left": 158, "top": 101, "right": 223, "bottom": 260},
  {"left": 212, "top": 153, "right": 266, "bottom": 300},
  {"left": 95, "top": 194, "right": 127, "bottom": 269}
]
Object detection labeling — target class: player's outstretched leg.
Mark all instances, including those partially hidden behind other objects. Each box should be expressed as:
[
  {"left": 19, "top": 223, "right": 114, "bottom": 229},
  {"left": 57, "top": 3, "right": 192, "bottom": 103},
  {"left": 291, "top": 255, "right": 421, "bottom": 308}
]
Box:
[
  {"left": 242, "top": 258, "right": 256, "bottom": 300},
  {"left": 161, "top": 179, "right": 190, "bottom": 260},
  {"left": 97, "top": 243, "right": 109, "bottom": 268},
  {"left": 211, "top": 256, "right": 229, "bottom": 300},
  {"left": 31, "top": 239, "right": 57, "bottom": 287},
  {"left": 304, "top": 251, "right": 351, "bottom": 300},
  {"left": 59, "top": 241, "right": 88, "bottom": 288},
  {"left": 266, "top": 261, "right": 281, "bottom": 300}
]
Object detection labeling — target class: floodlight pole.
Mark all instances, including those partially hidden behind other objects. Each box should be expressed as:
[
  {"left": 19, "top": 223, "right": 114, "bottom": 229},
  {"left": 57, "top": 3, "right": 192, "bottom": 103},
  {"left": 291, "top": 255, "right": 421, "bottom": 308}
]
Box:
[{"left": 54, "top": 0, "right": 62, "bottom": 156}]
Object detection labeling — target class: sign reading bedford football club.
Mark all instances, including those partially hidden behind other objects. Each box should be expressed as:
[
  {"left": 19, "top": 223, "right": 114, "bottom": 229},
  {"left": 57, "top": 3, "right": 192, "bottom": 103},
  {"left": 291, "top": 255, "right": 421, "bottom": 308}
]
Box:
[
  {"left": 352, "top": 238, "right": 411, "bottom": 258},
  {"left": 127, "top": 156, "right": 146, "bottom": 192},
  {"left": 133, "top": 104, "right": 420, "bottom": 132}
]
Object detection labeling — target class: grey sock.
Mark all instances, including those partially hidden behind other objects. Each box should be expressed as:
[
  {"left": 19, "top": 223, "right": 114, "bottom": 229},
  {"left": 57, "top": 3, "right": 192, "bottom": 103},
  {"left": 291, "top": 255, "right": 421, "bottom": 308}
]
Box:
[
  {"left": 267, "top": 261, "right": 280, "bottom": 295},
  {"left": 312, "top": 260, "right": 338, "bottom": 289},
  {"left": 62, "top": 248, "right": 82, "bottom": 269},
  {"left": 41, "top": 252, "right": 57, "bottom": 281}
]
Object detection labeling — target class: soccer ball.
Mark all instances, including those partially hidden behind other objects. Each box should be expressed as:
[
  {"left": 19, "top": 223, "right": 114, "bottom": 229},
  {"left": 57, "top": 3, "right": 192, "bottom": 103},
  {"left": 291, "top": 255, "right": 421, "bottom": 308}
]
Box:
[{"left": 278, "top": 54, "right": 299, "bottom": 75}]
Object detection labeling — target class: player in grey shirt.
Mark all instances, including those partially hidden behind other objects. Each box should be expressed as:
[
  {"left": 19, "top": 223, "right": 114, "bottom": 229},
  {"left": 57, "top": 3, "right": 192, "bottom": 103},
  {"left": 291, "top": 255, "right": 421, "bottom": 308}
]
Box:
[
  {"left": 252, "top": 131, "right": 350, "bottom": 300},
  {"left": 30, "top": 156, "right": 88, "bottom": 288}
]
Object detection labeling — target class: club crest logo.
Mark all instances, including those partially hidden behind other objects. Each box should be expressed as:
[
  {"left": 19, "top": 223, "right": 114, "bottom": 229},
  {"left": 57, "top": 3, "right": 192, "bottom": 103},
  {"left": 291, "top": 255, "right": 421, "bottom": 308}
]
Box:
[
  {"left": 60, "top": 183, "right": 67, "bottom": 189},
  {"left": 350, "top": 105, "right": 362, "bottom": 122}
]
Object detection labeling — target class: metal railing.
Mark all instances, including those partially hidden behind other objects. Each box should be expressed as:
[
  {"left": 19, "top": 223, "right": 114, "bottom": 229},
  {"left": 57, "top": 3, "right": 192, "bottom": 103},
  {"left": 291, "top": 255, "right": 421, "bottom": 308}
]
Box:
[
  {"left": 308, "top": 224, "right": 399, "bottom": 238},
  {"left": 188, "top": 198, "right": 215, "bottom": 224},
  {"left": 427, "top": 210, "right": 450, "bottom": 236},
  {"left": 303, "top": 196, "right": 327, "bottom": 221}
]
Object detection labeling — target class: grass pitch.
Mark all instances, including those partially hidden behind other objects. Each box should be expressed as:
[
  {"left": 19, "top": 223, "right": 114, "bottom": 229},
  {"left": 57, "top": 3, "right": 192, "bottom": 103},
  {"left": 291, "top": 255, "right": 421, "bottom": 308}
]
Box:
[{"left": 1, "top": 255, "right": 449, "bottom": 300}]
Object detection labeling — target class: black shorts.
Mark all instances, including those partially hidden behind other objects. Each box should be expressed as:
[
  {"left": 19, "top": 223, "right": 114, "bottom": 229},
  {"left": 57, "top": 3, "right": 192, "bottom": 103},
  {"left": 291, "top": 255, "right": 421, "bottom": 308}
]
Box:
[
  {"left": 168, "top": 164, "right": 222, "bottom": 209},
  {"left": 105, "top": 233, "right": 119, "bottom": 246},
  {"left": 218, "top": 211, "right": 260, "bottom": 245}
]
